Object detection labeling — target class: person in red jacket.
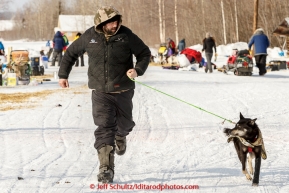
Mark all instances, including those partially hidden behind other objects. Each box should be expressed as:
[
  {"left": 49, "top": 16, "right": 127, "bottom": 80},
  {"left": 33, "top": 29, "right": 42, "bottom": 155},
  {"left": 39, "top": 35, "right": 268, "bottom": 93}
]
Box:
[{"left": 167, "top": 38, "right": 176, "bottom": 56}]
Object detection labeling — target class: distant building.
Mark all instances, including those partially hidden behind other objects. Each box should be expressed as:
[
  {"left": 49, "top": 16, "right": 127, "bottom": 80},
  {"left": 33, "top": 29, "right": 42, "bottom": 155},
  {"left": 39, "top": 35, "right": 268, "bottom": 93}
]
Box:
[
  {"left": 0, "top": 20, "right": 15, "bottom": 31},
  {"left": 56, "top": 15, "right": 95, "bottom": 41},
  {"left": 272, "top": 17, "right": 289, "bottom": 51}
]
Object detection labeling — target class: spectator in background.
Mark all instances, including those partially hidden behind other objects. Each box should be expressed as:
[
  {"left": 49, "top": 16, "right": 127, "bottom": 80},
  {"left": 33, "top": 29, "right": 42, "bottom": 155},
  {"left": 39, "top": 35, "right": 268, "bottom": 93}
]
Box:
[
  {"left": 0, "top": 41, "right": 5, "bottom": 55},
  {"left": 40, "top": 50, "right": 48, "bottom": 69},
  {"left": 166, "top": 38, "right": 176, "bottom": 63},
  {"left": 46, "top": 40, "right": 53, "bottom": 60},
  {"left": 62, "top": 32, "right": 69, "bottom": 52},
  {"left": 177, "top": 38, "right": 186, "bottom": 53},
  {"left": 74, "top": 32, "right": 84, "bottom": 67},
  {"left": 202, "top": 32, "right": 216, "bottom": 73},
  {"left": 51, "top": 31, "right": 66, "bottom": 66},
  {"left": 248, "top": 28, "right": 270, "bottom": 76},
  {"left": 167, "top": 38, "right": 176, "bottom": 56}
]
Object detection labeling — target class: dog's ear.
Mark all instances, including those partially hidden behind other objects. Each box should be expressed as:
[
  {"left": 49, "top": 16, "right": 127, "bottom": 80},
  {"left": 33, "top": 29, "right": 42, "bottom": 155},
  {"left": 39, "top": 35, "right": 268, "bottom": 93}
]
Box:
[
  {"left": 249, "top": 118, "right": 257, "bottom": 125},
  {"left": 240, "top": 112, "right": 245, "bottom": 119}
]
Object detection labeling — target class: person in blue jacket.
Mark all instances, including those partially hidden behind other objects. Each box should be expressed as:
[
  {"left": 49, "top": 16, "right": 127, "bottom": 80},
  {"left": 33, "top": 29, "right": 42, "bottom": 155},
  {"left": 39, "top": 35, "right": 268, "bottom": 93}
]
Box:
[
  {"left": 46, "top": 40, "right": 53, "bottom": 60},
  {"left": 248, "top": 28, "right": 270, "bottom": 76},
  {"left": 51, "top": 31, "right": 66, "bottom": 66},
  {"left": 0, "top": 41, "right": 5, "bottom": 55},
  {"left": 177, "top": 38, "right": 186, "bottom": 53}
]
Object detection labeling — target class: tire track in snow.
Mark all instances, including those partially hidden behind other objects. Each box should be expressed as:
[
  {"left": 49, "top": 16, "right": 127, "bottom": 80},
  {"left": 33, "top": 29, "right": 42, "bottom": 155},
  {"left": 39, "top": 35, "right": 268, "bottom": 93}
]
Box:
[
  {"left": 3, "top": 131, "right": 24, "bottom": 193},
  {"left": 37, "top": 91, "right": 91, "bottom": 191},
  {"left": 14, "top": 90, "right": 88, "bottom": 192},
  {"left": 120, "top": 85, "right": 152, "bottom": 181},
  {"left": 116, "top": 82, "right": 175, "bottom": 183}
]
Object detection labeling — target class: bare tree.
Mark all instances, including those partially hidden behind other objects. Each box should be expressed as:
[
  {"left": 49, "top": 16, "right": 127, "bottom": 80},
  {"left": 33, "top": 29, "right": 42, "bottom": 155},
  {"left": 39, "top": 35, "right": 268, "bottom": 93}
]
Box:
[
  {"left": 221, "top": 0, "right": 227, "bottom": 44},
  {"left": 158, "top": 0, "right": 165, "bottom": 43},
  {"left": 234, "top": 0, "right": 239, "bottom": 42},
  {"left": 161, "top": 0, "right": 166, "bottom": 42},
  {"left": 2, "top": 0, "right": 287, "bottom": 48},
  {"left": 174, "top": 0, "right": 178, "bottom": 44}
]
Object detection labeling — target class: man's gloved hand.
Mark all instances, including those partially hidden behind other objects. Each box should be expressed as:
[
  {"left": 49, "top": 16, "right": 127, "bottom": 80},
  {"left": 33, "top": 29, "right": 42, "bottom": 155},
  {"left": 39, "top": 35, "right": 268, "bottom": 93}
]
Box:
[{"left": 249, "top": 49, "right": 253, "bottom": 56}]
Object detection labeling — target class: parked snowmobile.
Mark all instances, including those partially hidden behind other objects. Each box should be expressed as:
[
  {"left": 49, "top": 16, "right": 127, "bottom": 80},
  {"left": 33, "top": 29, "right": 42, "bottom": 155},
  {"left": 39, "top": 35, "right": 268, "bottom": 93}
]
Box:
[{"left": 223, "top": 49, "right": 253, "bottom": 76}]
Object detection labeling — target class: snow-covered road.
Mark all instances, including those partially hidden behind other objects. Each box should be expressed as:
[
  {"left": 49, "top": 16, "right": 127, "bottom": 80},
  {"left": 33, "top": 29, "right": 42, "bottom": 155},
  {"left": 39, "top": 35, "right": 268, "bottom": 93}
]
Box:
[{"left": 1, "top": 64, "right": 289, "bottom": 192}]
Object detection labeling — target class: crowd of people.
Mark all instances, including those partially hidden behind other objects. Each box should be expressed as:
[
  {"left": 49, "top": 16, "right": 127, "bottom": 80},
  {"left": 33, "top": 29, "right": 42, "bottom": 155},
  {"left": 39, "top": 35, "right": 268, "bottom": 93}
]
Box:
[
  {"left": 156, "top": 28, "right": 269, "bottom": 76},
  {"left": 41, "top": 30, "right": 84, "bottom": 67},
  {"left": 1, "top": 17, "right": 269, "bottom": 77}
]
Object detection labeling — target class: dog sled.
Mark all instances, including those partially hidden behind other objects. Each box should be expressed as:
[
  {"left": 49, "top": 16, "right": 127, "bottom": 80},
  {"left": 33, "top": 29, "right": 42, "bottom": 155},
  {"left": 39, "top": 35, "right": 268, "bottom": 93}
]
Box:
[
  {"left": 172, "top": 48, "right": 202, "bottom": 71},
  {"left": 7, "top": 50, "right": 31, "bottom": 85},
  {"left": 222, "top": 49, "right": 253, "bottom": 76},
  {"left": 180, "top": 48, "right": 202, "bottom": 64}
]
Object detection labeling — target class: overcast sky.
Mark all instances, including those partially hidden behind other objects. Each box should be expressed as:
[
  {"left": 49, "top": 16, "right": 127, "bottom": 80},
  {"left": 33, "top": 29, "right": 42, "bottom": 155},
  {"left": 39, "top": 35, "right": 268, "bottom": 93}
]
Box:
[{"left": 9, "top": 0, "right": 31, "bottom": 11}]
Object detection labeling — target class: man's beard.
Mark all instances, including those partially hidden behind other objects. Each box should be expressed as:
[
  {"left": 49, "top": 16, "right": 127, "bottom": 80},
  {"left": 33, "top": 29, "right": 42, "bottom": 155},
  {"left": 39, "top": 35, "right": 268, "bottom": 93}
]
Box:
[{"left": 103, "top": 27, "right": 117, "bottom": 35}]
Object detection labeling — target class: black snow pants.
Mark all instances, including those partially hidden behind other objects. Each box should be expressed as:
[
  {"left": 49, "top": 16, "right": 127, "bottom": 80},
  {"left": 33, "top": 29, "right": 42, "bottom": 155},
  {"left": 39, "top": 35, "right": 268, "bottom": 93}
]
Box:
[
  {"left": 92, "top": 90, "right": 135, "bottom": 150},
  {"left": 254, "top": 55, "right": 267, "bottom": 75}
]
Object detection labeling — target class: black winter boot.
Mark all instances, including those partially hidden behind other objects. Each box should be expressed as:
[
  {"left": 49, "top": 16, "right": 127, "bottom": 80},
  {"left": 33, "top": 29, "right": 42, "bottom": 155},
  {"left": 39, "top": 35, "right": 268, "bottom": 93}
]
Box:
[
  {"left": 97, "top": 145, "right": 114, "bottom": 183},
  {"left": 115, "top": 135, "right": 126, "bottom": 156}
]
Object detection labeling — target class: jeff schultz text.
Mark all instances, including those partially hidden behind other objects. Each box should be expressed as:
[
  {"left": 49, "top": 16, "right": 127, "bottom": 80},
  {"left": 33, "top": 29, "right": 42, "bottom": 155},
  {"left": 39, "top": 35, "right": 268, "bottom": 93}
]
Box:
[{"left": 90, "top": 183, "right": 199, "bottom": 190}]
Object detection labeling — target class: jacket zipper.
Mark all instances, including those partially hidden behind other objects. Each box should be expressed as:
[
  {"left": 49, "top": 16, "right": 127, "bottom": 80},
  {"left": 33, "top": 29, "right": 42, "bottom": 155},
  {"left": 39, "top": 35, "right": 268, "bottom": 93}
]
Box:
[{"left": 105, "top": 41, "right": 108, "bottom": 85}]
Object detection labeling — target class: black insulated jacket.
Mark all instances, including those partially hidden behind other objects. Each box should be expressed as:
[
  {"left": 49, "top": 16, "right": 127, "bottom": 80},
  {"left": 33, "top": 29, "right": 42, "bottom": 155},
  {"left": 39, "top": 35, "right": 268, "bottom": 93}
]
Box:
[{"left": 58, "top": 25, "right": 151, "bottom": 93}]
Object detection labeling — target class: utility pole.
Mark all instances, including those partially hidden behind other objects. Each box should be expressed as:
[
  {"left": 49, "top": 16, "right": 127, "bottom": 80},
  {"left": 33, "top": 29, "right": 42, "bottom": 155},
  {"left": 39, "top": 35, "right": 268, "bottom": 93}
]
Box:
[
  {"left": 59, "top": 0, "right": 62, "bottom": 15},
  {"left": 253, "top": 0, "right": 258, "bottom": 33}
]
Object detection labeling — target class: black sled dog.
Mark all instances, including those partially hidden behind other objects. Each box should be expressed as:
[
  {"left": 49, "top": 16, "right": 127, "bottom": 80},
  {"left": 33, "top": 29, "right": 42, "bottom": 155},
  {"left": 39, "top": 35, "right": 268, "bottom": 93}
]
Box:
[{"left": 223, "top": 113, "right": 267, "bottom": 186}]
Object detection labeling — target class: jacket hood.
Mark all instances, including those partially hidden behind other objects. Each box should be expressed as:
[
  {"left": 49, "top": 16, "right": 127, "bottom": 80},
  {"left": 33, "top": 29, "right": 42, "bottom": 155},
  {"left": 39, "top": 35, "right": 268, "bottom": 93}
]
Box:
[
  {"left": 94, "top": 6, "right": 122, "bottom": 34},
  {"left": 254, "top": 28, "right": 264, "bottom": 35},
  {"left": 55, "top": 31, "right": 63, "bottom": 37}
]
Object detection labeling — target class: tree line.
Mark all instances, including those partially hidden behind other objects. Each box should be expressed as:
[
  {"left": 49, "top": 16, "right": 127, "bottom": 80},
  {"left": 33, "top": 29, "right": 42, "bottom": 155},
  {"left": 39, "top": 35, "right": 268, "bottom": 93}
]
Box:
[{"left": 1, "top": 0, "right": 288, "bottom": 49}]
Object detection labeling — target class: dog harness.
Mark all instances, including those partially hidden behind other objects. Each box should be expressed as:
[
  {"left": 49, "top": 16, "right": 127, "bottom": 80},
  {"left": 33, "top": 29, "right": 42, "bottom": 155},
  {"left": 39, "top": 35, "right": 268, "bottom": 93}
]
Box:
[
  {"left": 247, "top": 136, "right": 258, "bottom": 152},
  {"left": 227, "top": 128, "right": 267, "bottom": 160}
]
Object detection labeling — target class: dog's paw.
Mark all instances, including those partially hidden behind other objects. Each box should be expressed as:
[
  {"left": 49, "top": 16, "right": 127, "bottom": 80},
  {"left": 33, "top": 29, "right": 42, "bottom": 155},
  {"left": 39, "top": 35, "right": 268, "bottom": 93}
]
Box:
[
  {"left": 245, "top": 174, "right": 252, "bottom": 181},
  {"left": 252, "top": 183, "right": 259, "bottom": 187}
]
